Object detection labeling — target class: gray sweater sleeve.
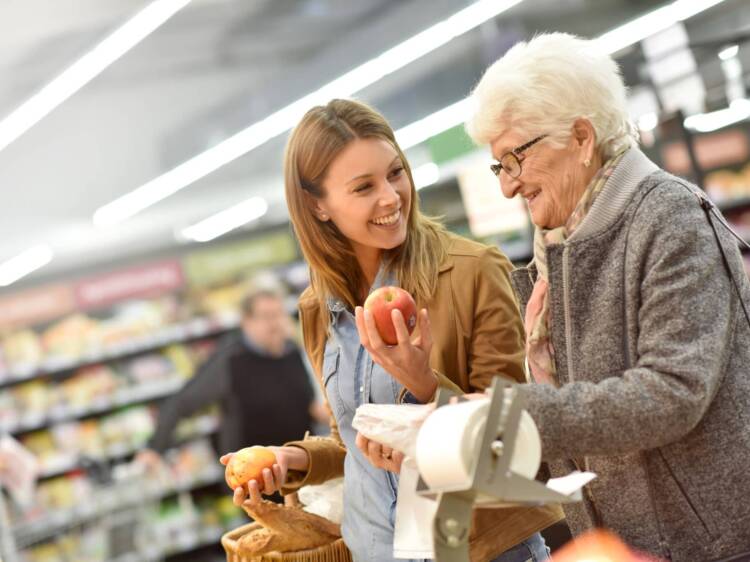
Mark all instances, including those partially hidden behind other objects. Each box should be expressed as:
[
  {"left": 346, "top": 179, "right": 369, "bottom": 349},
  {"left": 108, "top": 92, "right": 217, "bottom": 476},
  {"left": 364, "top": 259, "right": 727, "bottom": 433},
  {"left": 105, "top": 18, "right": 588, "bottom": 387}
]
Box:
[
  {"left": 148, "top": 346, "right": 230, "bottom": 453},
  {"left": 525, "top": 182, "right": 737, "bottom": 460}
]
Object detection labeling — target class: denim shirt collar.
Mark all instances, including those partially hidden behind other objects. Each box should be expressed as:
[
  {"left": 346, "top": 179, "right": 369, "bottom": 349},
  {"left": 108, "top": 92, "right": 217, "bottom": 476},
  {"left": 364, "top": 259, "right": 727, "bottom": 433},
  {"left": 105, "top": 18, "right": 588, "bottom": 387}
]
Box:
[{"left": 325, "top": 262, "right": 395, "bottom": 317}]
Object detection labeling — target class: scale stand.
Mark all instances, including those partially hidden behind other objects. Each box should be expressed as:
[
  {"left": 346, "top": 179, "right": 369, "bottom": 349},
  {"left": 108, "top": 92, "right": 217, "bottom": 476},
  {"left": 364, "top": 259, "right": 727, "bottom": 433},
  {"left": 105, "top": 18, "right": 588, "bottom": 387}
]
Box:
[{"left": 416, "top": 378, "right": 581, "bottom": 562}]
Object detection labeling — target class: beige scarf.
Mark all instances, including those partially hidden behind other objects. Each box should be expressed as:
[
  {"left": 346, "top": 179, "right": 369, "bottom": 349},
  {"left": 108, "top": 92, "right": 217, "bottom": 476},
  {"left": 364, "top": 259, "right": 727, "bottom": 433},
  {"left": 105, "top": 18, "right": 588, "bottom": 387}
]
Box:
[{"left": 525, "top": 150, "right": 626, "bottom": 384}]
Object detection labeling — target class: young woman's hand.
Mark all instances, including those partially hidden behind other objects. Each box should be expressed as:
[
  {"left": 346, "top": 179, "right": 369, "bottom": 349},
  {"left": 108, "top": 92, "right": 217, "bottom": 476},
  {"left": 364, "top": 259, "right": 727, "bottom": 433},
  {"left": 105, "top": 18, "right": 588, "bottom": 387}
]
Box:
[
  {"left": 355, "top": 431, "right": 404, "bottom": 473},
  {"left": 219, "top": 445, "right": 309, "bottom": 506},
  {"left": 355, "top": 306, "right": 437, "bottom": 403}
]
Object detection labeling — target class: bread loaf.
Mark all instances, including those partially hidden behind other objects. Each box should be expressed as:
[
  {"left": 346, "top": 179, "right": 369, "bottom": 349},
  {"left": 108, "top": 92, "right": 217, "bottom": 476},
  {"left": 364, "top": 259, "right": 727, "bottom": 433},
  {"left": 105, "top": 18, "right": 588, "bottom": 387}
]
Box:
[{"left": 238, "top": 499, "right": 341, "bottom": 555}]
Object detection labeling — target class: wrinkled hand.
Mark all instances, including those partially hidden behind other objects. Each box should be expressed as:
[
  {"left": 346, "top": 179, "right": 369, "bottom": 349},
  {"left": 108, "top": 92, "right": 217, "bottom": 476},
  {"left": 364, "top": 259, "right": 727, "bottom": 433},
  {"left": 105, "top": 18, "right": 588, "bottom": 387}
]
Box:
[
  {"left": 355, "top": 432, "right": 404, "bottom": 474},
  {"left": 355, "top": 306, "right": 437, "bottom": 403},
  {"left": 220, "top": 446, "right": 289, "bottom": 506}
]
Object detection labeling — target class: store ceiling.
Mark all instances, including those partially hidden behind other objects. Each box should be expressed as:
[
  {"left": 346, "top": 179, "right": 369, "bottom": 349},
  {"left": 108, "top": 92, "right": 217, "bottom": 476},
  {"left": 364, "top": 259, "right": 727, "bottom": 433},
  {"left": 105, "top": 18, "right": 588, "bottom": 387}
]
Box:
[{"left": 0, "top": 0, "right": 747, "bottom": 289}]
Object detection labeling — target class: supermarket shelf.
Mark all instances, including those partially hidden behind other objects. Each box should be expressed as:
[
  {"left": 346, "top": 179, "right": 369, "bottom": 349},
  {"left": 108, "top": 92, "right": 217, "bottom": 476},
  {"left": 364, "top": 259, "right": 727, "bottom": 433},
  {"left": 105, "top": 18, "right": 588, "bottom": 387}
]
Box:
[
  {"left": 0, "top": 315, "right": 239, "bottom": 390},
  {"left": 37, "top": 417, "right": 219, "bottom": 480},
  {"left": 718, "top": 196, "right": 750, "bottom": 214},
  {"left": 161, "top": 526, "right": 226, "bottom": 558},
  {"left": 3, "top": 378, "right": 185, "bottom": 436},
  {"left": 132, "top": 525, "right": 231, "bottom": 561},
  {"left": 112, "top": 554, "right": 144, "bottom": 562},
  {"left": 111, "top": 554, "right": 142, "bottom": 562},
  {"left": 13, "top": 468, "right": 224, "bottom": 548}
]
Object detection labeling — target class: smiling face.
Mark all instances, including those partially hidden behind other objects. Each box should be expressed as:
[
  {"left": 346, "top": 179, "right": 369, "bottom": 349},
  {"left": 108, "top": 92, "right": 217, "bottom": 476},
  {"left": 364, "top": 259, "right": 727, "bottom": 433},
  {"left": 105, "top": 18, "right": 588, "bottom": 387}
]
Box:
[
  {"left": 490, "top": 121, "right": 598, "bottom": 229},
  {"left": 313, "top": 137, "right": 412, "bottom": 274}
]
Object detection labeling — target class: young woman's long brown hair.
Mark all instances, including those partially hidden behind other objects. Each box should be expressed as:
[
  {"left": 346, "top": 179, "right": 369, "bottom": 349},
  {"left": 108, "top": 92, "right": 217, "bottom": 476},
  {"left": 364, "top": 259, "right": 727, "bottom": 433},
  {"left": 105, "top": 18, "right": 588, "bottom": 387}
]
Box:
[{"left": 284, "top": 99, "right": 448, "bottom": 322}]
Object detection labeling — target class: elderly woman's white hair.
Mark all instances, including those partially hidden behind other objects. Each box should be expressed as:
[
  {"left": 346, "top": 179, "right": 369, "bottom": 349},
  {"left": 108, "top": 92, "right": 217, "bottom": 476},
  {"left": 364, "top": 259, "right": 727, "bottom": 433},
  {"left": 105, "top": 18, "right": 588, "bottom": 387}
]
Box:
[{"left": 466, "top": 33, "right": 639, "bottom": 159}]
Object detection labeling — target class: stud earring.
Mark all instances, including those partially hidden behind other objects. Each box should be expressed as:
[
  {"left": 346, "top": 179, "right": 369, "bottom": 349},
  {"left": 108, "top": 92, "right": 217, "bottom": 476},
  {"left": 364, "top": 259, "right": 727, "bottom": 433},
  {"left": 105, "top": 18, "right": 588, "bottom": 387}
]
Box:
[
  {"left": 583, "top": 158, "right": 591, "bottom": 167},
  {"left": 319, "top": 213, "right": 328, "bottom": 221}
]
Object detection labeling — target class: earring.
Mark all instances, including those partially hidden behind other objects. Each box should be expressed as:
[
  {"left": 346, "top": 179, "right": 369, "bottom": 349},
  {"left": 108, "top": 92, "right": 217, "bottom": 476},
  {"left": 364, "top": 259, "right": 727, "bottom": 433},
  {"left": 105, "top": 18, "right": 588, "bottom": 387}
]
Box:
[
  {"left": 319, "top": 213, "right": 328, "bottom": 221},
  {"left": 583, "top": 158, "right": 591, "bottom": 167}
]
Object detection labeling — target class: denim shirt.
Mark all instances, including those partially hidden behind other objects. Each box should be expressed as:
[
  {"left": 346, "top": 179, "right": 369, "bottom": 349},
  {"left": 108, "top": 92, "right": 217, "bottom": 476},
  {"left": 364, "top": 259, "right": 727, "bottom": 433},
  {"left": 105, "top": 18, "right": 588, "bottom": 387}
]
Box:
[{"left": 322, "top": 271, "right": 425, "bottom": 562}]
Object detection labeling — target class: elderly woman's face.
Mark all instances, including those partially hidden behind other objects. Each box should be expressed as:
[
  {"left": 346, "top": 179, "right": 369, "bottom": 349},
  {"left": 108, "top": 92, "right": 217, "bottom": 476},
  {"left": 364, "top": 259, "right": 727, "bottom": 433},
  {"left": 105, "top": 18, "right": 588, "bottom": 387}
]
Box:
[{"left": 490, "top": 129, "right": 591, "bottom": 229}]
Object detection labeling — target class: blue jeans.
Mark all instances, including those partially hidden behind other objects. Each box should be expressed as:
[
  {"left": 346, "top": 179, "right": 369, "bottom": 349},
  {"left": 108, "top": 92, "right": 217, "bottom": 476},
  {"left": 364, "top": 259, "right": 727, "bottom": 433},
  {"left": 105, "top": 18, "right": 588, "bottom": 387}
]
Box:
[{"left": 489, "top": 533, "right": 550, "bottom": 562}]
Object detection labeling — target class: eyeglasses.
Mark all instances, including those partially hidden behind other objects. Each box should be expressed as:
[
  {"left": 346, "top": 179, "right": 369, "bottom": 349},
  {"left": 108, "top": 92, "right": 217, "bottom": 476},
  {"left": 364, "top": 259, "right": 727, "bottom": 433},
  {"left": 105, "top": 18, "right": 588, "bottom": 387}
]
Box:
[{"left": 489, "top": 134, "right": 547, "bottom": 178}]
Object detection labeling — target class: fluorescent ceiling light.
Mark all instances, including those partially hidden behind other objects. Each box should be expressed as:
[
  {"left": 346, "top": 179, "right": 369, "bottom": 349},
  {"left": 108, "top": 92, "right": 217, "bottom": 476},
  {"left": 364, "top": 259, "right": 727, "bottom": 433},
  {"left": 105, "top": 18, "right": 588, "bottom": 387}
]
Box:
[
  {"left": 0, "top": 245, "right": 54, "bottom": 287},
  {"left": 396, "top": 98, "right": 474, "bottom": 150},
  {"left": 93, "top": 0, "right": 524, "bottom": 226},
  {"left": 181, "top": 196, "right": 268, "bottom": 242},
  {"left": 95, "top": 0, "right": 729, "bottom": 231},
  {"left": 413, "top": 162, "right": 440, "bottom": 190},
  {"left": 684, "top": 98, "right": 750, "bottom": 132},
  {"left": 595, "top": 0, "right": 728, "bottom": 55},
  {"left": 637, "top": 112, "right": 659, "bottom": 132},
  {"left": 718, "top": 44, "right": 739, "bottom": 61},
  {"left": 0, "top": 0, "right": 190, "bottom": 155}
]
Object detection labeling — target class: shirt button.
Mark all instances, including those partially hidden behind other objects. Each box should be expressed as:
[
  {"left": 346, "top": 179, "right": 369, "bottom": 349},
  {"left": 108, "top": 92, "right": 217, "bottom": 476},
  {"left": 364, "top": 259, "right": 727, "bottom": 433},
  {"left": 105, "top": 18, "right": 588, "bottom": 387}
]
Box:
[{"left": 360, "top": 386, "right": 364, "bottom": 393}]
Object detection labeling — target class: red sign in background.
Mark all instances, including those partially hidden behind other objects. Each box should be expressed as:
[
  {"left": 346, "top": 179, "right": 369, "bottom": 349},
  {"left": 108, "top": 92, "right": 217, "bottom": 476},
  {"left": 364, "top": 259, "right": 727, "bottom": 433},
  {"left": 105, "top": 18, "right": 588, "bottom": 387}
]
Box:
[
  {"left": 74, "top": 260, "right": 184, "bottom": 311},
  {"left": 0, "top": 285, "right": 76, "bottom": 331}
]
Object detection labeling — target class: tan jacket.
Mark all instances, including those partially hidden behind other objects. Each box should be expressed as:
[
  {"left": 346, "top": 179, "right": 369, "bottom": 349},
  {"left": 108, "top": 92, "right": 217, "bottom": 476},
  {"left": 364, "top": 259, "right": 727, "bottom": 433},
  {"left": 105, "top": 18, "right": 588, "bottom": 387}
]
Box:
[{"left": 283, "top": 234, "right": 563, "bottom": 561}]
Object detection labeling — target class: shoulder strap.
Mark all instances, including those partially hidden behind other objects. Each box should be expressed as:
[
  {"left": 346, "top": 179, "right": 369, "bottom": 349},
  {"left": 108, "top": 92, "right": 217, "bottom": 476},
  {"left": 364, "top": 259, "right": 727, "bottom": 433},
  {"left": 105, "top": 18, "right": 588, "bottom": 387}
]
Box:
[{"left": 693, "top": 190, "right": 750, "bottom": 329}]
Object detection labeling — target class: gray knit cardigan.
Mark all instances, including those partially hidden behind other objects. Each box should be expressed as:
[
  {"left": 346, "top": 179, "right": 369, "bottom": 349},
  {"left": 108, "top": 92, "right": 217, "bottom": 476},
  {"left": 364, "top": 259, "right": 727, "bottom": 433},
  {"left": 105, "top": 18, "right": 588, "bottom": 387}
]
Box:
[{"left": 511, "top": 148, "right": 750, "bottom": 562}]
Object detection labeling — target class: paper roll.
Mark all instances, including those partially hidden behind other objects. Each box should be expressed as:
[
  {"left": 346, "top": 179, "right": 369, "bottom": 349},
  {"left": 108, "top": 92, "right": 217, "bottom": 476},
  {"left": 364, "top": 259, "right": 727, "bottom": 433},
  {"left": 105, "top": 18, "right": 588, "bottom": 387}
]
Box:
[
  {"left": 415, "top": 398, "right": 541, "bottom": 489},
  {"left": 512, "top": 409, "right": 542, "bottom": 479}
]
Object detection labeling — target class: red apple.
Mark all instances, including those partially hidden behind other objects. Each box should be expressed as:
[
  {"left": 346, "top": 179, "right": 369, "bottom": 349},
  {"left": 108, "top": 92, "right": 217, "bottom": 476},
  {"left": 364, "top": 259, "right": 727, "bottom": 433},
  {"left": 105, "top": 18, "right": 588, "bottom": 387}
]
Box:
[
  {"left": 225, "top": 446, "right": 277, "bottom": 490},
  {"left": 363, "top": 286, "right": 417, "bottom": 345}
]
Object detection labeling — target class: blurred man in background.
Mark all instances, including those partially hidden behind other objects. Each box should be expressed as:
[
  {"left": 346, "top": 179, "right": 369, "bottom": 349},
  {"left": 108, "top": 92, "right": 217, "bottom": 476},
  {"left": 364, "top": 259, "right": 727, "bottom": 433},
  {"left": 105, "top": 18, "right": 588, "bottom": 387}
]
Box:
[{"left": 138, "top": 287, "right": 327, "bottom": 467}]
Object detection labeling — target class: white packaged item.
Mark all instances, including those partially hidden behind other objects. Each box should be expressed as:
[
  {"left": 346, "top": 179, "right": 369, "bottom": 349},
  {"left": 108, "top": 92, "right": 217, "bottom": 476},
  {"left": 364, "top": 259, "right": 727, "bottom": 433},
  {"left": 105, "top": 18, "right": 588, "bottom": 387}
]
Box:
[
  {"left": 298, "top": 477, "right": 344, "bottom": 525},
  {"left": 0, "top": 433, "right": 39, "bottom": 508}
]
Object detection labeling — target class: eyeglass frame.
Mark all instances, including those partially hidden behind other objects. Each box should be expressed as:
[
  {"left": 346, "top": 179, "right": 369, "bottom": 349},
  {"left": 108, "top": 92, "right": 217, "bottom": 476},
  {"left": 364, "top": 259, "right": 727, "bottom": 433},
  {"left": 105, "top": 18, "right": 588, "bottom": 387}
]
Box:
[{"left": 489, "top": 134, "right": 548, "bottom": 178}]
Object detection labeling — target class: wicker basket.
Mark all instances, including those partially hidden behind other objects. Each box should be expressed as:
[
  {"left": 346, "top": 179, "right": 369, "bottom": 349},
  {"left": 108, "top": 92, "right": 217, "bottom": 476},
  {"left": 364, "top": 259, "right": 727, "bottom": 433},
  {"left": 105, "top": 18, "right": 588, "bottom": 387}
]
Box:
[{"left": 221, "top": 522, "right": 352, "bottom": 562}]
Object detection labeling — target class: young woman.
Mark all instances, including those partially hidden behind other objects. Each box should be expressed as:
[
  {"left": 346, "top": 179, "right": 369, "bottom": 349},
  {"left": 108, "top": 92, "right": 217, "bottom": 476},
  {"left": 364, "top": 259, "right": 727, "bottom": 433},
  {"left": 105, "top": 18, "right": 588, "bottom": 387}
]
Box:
[{"left": 221, "top": 99, "right": 562, "bottom": 562}]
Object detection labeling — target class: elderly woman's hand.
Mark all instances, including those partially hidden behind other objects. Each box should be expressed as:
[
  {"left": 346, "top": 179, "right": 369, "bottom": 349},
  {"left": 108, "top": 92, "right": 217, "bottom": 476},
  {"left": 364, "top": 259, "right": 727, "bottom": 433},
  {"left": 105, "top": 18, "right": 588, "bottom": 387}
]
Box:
[
  {"left": 355, "top": 306, "right": 437, "bottom": 403},
  {"left": 355, "top": 431, "right": 405, "bottom": 474}
]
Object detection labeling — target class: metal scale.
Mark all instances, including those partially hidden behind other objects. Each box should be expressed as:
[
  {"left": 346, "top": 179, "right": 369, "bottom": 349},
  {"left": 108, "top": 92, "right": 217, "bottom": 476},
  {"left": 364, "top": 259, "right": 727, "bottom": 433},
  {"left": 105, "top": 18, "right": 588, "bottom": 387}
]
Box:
[{"left": 416, "top": 377, "right": 582, "bottom": 562}]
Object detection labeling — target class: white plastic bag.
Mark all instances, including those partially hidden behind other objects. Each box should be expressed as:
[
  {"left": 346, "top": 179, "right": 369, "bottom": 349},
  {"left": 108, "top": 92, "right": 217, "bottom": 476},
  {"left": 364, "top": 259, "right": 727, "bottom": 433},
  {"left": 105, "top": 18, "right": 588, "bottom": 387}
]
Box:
[
  {"left": 298, "top": 477, "right": 344, "bottom": 524},
  {"left": 351, "top": 403, "right": 434, "bottom": 461},
  {"left": 351, "top": 403, "right": 437, "bottom": 559}
]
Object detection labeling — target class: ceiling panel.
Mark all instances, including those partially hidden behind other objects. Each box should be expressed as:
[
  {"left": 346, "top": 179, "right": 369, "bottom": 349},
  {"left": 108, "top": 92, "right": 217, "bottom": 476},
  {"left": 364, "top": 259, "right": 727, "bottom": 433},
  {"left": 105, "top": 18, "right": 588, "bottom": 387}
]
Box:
[{"left": 0, "top": 0, "right": 746, "bottom": 290}]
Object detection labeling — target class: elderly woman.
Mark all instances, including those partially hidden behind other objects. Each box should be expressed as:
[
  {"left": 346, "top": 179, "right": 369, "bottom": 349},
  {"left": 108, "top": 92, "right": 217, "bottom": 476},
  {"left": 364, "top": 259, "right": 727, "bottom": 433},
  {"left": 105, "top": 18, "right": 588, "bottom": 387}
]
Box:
[{"left": 463, "top": 33, "right": 750, "bottom": 562}]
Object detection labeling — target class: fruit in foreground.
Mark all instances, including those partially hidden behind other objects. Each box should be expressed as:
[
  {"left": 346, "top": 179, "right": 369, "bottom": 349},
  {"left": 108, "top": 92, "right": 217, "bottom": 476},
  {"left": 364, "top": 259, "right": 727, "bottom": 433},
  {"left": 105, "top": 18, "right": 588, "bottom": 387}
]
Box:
[{"left": 225, "top": 446, "right": 277, "bottom": 490}]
